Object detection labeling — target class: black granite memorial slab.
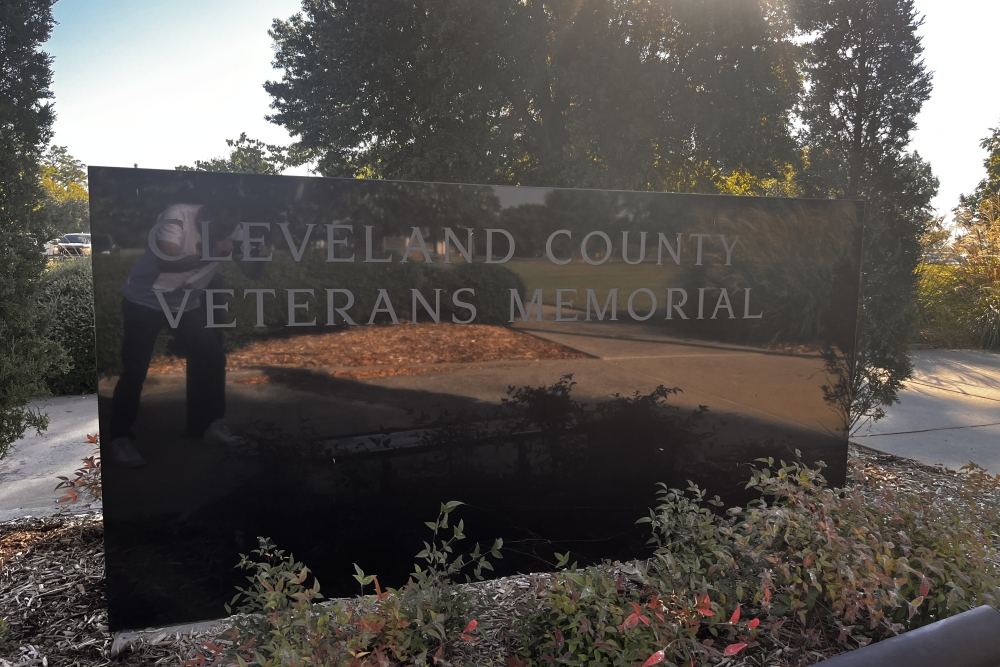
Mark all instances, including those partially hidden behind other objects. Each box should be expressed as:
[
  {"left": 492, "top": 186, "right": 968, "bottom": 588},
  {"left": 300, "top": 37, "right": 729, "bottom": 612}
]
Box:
[{"left": 89, "top": 167, "right": 863, "bottom": 630}]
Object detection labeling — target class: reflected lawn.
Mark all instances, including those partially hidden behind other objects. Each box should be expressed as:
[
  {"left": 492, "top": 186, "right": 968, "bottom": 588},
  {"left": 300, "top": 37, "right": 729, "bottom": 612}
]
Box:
[{"left": 507, "top": 258, "right": 679, "bottom": 306}]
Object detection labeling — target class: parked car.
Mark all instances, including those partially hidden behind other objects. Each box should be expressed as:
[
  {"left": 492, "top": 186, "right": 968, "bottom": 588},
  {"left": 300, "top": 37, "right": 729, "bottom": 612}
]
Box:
[
  {"left": 43, "top": 239, "right": 60, "bottom": 259},
  {"left": 51, "top": 233, "right": 92, "bottom": 259}
]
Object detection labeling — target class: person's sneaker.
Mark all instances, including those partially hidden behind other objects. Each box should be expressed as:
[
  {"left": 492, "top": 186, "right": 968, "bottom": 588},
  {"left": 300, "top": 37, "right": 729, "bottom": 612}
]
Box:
[
  {"left": 203, "top": 419, "right": 245, "bottom": 447},
  {"left": 110, "top": 437, "right": 146, "bottom": 467}
]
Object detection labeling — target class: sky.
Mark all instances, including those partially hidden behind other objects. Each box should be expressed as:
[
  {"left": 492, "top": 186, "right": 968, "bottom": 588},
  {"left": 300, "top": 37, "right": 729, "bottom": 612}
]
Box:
[
  {"left": 46, "top": 0, "right": 1000, "bottom": 219},
  {"left": 47, "top": 0, "right": 306, "bottom": 174}
]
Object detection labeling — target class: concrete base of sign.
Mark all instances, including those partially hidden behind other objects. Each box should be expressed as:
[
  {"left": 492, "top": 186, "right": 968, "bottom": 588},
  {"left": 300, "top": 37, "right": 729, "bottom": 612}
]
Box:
[
  {"left": 850, "top": 350, "right": 1000, "bottom": 473},
  {"left": 110, "top": 618, "right": 229, "bottom": 658}
]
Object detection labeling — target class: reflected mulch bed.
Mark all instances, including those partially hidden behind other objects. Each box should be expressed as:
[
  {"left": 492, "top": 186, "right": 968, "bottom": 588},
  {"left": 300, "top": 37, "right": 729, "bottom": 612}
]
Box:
[
  {"left": 1, "top": 445, "right": 993, "bottom": 666},
  {"left": 147, "top": 323, "right": 591, "bottom": 378}
]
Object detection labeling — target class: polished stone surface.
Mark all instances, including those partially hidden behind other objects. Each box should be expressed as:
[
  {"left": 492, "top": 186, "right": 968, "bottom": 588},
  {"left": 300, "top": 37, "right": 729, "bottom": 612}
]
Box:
[{"left": 89, "top": 168, "right": 862, "bottom": 630}]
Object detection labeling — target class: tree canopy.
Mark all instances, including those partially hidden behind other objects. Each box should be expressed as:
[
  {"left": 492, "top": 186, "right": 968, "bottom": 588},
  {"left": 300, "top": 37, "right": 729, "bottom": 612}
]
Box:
[
  {"left": 959, "top": 124, "right": 1000, "bottom": 211},
  {"left": 266, "top": 0, "right": 802, "bottom": 192},
  {"left": 40, "top": 145, "right": 90, "bottom": 234},
  {"left": 0, "top": 0, "right": 67, "bottom": 457},
  {"left": 177, "top": 132, "right": 287, "bottom": 175},
  {"left": 792, "top": 0, "right": 936, "bottom": 425}
]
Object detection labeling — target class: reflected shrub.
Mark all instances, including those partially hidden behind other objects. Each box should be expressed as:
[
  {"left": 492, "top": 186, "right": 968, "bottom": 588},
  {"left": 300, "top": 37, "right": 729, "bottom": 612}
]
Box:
[
  {"left": 91, "top": 250, "right": 526, "bottom": 376},
  {"left": 412, "top": 375, "right": 714, "bottom": 484}
]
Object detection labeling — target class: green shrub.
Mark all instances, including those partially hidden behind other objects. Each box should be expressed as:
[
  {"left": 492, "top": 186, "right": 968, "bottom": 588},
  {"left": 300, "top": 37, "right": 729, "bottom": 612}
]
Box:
[
  {"left": 191, "top": 502, "right": 501, "bottom": 667},
  {"left": 187, "top": 458, "right": 1000, "bottom": 666},
  {"left": 918, "top": 194, "right": 1000, "bottom": 349},
  {"left": 516, "top": 567, "right": 723, "bottom": 667},
  {"left": 90, "top": 251, "right": 135, "bottom": 378},
  {"left": 515, "top": 458, "right": 1000, "bottom": 666},
  {"left": 951, "top": 197, "right": 1000, "bottom": 349},
  {"left": 638, "top": 484, "right": 741, "bottom": 604},
  {"left": 435, "top": 262, "right": 527, "bottom": 326},
  {"left": 915, "top": 263, "right": 973, "bottom": 348},
  {"left": 39, "top": 258, "right": 97, "bottom": 394},
  {"left": 734, "top": 459, "right": 1000, "bottom": 634}
]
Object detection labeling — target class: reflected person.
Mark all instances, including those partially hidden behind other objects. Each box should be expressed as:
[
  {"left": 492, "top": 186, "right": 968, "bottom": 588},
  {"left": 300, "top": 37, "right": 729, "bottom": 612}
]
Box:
[{"left": 108, "top": 199, "right": 269, "bottom": 467}]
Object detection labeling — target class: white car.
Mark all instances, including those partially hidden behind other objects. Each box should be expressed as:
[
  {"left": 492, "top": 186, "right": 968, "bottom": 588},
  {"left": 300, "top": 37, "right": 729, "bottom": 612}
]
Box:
[{"left": 51, "top": 233, "right": 92, "bottom": 259}]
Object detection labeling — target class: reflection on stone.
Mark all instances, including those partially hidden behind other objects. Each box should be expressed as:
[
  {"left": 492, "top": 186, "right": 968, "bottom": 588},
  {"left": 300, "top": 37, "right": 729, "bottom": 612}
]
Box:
[{"left": 90, "top": 168, "right": 862, "bottom": 630}]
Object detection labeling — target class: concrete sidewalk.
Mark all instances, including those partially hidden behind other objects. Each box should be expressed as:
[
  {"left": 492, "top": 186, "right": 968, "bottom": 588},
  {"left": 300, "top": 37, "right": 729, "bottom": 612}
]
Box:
[
  {"left": 850, "top": 350, "right": 1000, "bottom": 473},
  {"left": 0, "top": 394, "right": 99, "bottom": 516}
]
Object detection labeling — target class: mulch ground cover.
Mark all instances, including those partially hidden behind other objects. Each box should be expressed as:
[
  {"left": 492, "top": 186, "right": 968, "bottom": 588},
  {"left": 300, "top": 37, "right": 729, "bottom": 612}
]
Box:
[
  {"left": 146, "top": 323, "right": 591, "bottom": 379},
  {"left": 0, "top": 445, "right": 991, "bottom": 666}
]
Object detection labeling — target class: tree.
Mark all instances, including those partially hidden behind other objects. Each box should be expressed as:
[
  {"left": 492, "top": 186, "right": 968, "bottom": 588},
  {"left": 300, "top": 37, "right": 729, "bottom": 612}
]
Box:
[
  {"left": 958, "top": 124, "right": 1000, "bottom": 211},
  {"left": 794, "top": 0, "right": 937, "bottom": 427},
  {"left": 40, "top": 145, "right": 90, "bottom": 234},
  {"left": 265, "top": 0, "right": 802, "bottom": 192},
  {"left": 950, "top": 194, "right": 1000, "bottom": 349},
  {"left": 0, "top": 0, "right": 67, "bottom": 458},
  {"left": 177, "top": 132, "right": 288, "bottom": 175}
]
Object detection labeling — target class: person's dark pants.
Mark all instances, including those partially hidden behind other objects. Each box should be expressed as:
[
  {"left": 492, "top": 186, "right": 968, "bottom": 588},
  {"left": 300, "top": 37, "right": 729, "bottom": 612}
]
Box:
[{"left": 110, "top": 297, "right": 226, "bottom": 440}]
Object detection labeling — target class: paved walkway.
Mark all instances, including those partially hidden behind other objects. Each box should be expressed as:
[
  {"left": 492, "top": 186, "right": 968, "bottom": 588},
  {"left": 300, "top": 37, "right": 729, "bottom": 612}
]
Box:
[
  {"left": 0, "top": 394, "right": 99, "bottom": 516},
  {"left": 1, "top": 349, "right": 997, "bottom": 516},
  {"left": 850, "top": 350, "right": 1000, "bottom": 473}
]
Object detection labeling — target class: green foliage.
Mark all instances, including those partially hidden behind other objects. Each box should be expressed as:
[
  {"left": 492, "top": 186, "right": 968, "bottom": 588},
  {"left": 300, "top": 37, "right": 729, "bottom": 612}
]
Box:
[
  {"left": 951, "top": 195, "right": 1000, "bottom": 348},
  {"left": 177, "top": 132, "right": 289, "bottom": 175},
  {"left": 186, "top": 459, "right": 1000, "bottom": 666},
  {"left": 737, "top": 458, "right": 1000, "bottom": 632},
  {"left": 39, "top": 259, "right": 97, "bottom": 395},
  {"left": 794, "top": 0, "right": 938, "bottom": 425},
  {"left": 916, "top": 261, "right": 980, "bottom": 349},
  {"left": 55, "top": 434, "right": 102, "bottom": 504},
  {"left": 639, "top": 485, "right": 739, "bottom": 601},
  {"left": 90, "top": 251, "right": 135, "bottom": 379},
  {"left": 266, "top": 0, "right": 801, "bottom": 190},
  {"left": 0, "top": 0, "right": 66, "bottom": 459},
  {"left": 515, "top": 457, "right": 1000, "bottom": 666},
  {"left": 795, "top": 0, "right": 932, "bottom": 200},
  {"left": 517, "top": 567, "right": 725, "bottom": 667},
  {"left": 39, "top": 145, "right": 90, "bottom": 234},
  {"left": 916, "top": 194, "right": 1000, "bottom": 350},
  {"left": 959, "top": 123, "right": 1000, "bottom": 211},
  {"left": 192, "top": 503, "right": 500, "bottom": 667}
]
